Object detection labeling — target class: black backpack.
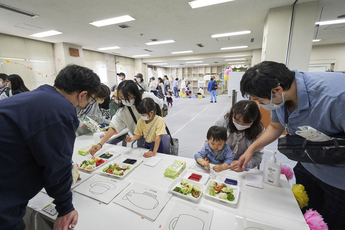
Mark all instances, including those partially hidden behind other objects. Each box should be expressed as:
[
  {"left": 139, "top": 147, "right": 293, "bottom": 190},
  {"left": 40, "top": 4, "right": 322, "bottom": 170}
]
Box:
[{"left": 211, "top": 81, "right": 218, "bottom": 90}]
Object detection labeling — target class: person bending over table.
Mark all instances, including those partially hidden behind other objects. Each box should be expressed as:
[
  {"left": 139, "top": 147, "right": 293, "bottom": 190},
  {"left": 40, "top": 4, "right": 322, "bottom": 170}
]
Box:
[
  {"left": 238, "top": 61, "right": 345, "bottom": 230},
  {"left": 214, "top": 100, "right": 264, "bottom": 171},
  {"left": 89, "top": 80, "right": 163, "bottom": 156},
  {"left": 125, "top": 98, "right": 166, "bottom": 157},
  {"left": 195, "top": 126, "right": 234, "bottom": 172},
  {"left": 0, "top": 65, "right": 101, "bottom": 230}
]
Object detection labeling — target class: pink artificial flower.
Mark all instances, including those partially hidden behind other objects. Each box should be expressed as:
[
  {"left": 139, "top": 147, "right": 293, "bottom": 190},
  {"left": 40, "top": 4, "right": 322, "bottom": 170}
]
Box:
[
  {"left": 281, "top": 165, "right": 294, "bottom": 180},
  {"left": 304, "top": 209, "right": 328, "bottom": 230}
]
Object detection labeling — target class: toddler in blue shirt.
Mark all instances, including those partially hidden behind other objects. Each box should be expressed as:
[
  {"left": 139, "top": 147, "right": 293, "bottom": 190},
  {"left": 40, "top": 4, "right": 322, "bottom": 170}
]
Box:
[{"left": 195, "top": 126, "right": 234, "bottom": 172}]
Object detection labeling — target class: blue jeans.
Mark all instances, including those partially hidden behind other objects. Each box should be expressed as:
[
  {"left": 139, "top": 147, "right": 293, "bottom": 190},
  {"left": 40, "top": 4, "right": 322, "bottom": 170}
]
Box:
[
  {"left": 143, "top": 140, "right": 166, "bottom": 154},
  {"left": 173, "top": 87, "right": 179, "bottom": 97},
  {"left": 294, "top": 162, "right": 345, "bottom": 229},
  {"left": 210, "top": 90, "right": 217, "bottom": 102}
]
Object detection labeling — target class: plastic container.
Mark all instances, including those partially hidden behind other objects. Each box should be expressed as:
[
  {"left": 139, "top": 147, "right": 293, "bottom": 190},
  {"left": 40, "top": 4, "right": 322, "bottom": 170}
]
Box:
[
  {"left": 168, "top": 177, "right": 204, "bottom": 202},
  {"left": 263, "top": 151, "right": 281, "bottom": 186},
  {"left": 93, "top": 131, "right": 105, "bottom": 144},
  {"left": 198, "top": 95, "right": 202, "bottom": 99}
]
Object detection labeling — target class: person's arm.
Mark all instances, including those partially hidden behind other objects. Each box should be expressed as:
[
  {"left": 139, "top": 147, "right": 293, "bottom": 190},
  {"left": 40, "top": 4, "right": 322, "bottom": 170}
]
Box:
[
  {"left": 194, "top": 145, "right": 210, "bottom": 169},
  {"left": 213, "top": 163, "right": 229, "bottom": 172},
  {"left": 196, "top": 157, "right": 210, "bottom": 170},
  {"left": 143, "top": 135, "right": 162, "bottom": 158},
  {"left": 126, "top": 134, "right": 141, "bottom": 142},
  {"left": 89, "top": 127, "right": 116, "bottom": 155},
  {"left": 238, "top": 121, "right": 284, "bottom": 171},
  {"left": 27, "top": 120, "right": 78, "bottom": 229}
]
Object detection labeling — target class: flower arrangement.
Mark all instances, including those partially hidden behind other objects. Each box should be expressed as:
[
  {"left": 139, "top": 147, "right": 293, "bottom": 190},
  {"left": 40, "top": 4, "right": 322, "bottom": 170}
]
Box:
[
  {"left": 281, "top": 165, "right": 294, "bottom": 180},
  {"left": 304, "top": 209, "right": 328, "bottom": 230},
  {"left": 292, "top": 184, "right": 309, "bottom": 209}
]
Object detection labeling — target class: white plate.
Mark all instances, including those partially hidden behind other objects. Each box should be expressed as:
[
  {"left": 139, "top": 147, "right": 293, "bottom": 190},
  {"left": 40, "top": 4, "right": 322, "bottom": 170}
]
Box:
[
  {"left": 168, "top": 177, "right": 204, "bottom": 202},
  {"left": 180, "top": 170, "right": 210, "bottom": 185},
  {"left": 203, "top": 179, "right": 240, "bottom": 205},
  {"left": 99, "top": 157, "right": 143, "bottom": 178}
]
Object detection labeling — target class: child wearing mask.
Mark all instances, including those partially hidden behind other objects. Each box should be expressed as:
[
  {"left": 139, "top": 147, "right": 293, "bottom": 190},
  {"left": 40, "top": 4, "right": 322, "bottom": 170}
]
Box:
[
  {"left": 195, "top": 126, "right": 234, "bottom": 172},
  {"left": 214, "top": 100, "right": 264, "bottom": 171},
  {"left": 125, "top": 97, "right": 166, "bottom": 157}
]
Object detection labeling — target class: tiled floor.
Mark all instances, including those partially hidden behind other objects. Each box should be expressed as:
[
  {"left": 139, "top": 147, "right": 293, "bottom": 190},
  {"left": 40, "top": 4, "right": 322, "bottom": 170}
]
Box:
[{"left": 164, "top": 94, "right": 297, "bottom": 187}]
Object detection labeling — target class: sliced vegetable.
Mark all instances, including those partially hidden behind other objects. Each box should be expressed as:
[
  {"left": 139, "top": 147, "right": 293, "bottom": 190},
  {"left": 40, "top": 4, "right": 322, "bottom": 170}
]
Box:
[
  {"left": 192, "top": 190, "right": 200, "bottom": 198},
  {"left": 227, "top": 193, "right": 235, "bottom": 201},
  {"left": 209, "top": 187, "right": 215, "bottom": 196},
  {"left": 218, "top": 193, "right": 227, "bottom": 200},
  {"left": 214, "top": 185, "right": 223, "bottom": 192},
  {"left": 173, "top": 187, "right": 181, "bottom": 193},
  {"left": 107, "top": 168, "right": 114, "bottom": 174},
  {"left": 210, "top": 181, "right": 217, "bottom": 188}
]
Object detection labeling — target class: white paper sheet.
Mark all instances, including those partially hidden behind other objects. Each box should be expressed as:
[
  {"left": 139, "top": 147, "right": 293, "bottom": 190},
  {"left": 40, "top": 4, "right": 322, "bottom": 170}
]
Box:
[
  {"left": 144, "top": 157, "right": 162, "bottom": 167},
  {"left": 163, "top": 201, "right": 214, "bottom": 230},
  {"left": 74, "top": 174, "right": 130, "bottom": 204},
  {"left": 113, "top": 183, "right": 172, "bottom": 221},
  {"left": 244, "top": 173, "right": 263, "bottom": 189}
]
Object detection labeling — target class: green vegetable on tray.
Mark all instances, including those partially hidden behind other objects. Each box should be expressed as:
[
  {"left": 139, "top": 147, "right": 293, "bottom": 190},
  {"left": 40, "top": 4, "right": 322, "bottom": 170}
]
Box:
[
  {"left": 209, "top": 187, "right": 215, "bottom": 196},
  {"left": 208, "top": 180, "right": 235, "bottom": 202},
  {"left": 172, "top": 181, "right": 201, "bottom": 198}
]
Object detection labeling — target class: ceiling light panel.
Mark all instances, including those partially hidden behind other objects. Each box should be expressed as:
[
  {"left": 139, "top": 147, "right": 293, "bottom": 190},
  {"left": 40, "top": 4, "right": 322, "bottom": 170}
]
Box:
[
  {"left": 315, "top": 19, "right": 345, "bottom": 26},
  {"left": 30, "top": 30, "right": 62, "bottom": 38},
  {"left": 225, "top": 58, "right": 246, "bottom": 61},
  {"left": 146, "top": 40, "right": 175, "bottom": 45},
  {"left": 221, "top": 46, "right": 248, "bottom": 50},
  {"left": 132, "top": 54, "right": 151, "bottom": 57},
  {"left": 152, "top": 63, "right": 167, "bottom": 65},
  {"left": 195, "top": 64, "right": 209, "bottom": 66},
  {"left": 312, "top": 39, "right": 322, "bottom": 42},
  {"left": 189, "top": 0, "right": 235, "bottom": 9},
  {"left": 211, "top": 30, "right": 251, "bottom": 38},
  {"left": 98, "top": 46, "right": 121, "bottom": 51},
  {"left": 90, "top": 15, "right": 135, "bottom": 27},
  {"left": 186, "top": 61, "right": 203, "bottom": 63},
  {"left": 171, "top": 50, "right": 193, "bottom": 54}
]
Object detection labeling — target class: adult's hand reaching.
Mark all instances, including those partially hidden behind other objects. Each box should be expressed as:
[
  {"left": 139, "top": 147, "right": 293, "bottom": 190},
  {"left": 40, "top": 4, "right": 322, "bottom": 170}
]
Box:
[{"left": 53, "top": 210, "right": 78, "bottom": 230}]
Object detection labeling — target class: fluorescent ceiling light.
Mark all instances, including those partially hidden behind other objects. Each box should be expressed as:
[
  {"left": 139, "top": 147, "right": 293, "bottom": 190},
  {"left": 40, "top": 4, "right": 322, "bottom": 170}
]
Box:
[
  {"left": 132, "top": 54, "right": 151, "bottom": 58},
  {"left": 313, "top": 39, "right": 322, "bottom": 42},
  {"left": 189, "top": 0, "right": 234, "bottom": 9},
  {"left": 224, "top": 55, "right": 251, "bottom": 58},
  {"left": 228, "top": 62, "right": 245, "bottom": 64},
  {"left": 0, "top": 57, "right": 25, "bottom": 61},
  {"left": 90, "top": 15, "right": 135, "bottom": 27},
  {"left": 211, "top": 30, "right": 251, "bottom": 38},
  {"left": 29, "top": 60, "right": 47, "bottom": 63},
  {"left": 221, "top": 46, "right": 248, "bottom": 50},
  {"left": 182, "top": 58, "right": 203, "bottom": 61},
  {"left": 152, "top": 63, "right": 167, "bottom": 65},
  {"left": 166, "top": 65, "right": 179, "bottom": 68},
  {"left": 195, "top": 64, "right": 209, "bottom": 66},
  {"left": 146, "top": 40, "right": 175, "bottom": 45},
  {"left": 315, "top": 19, "right": 345, "bottom": 26},
  {"left": 98, "top": 46, "right": 121, "bottom": 51},
  {"left": 225, "top": 58, "right": 246, "bottom": 61},
  {"left": 30, "top": 30, "right": 62, "bottom": 38},
  {"left": 186, "top": 61, "right": 203, "bottom": 63},
  {"left": 171, "top": 50, "right": 193, "bottom": 54}
]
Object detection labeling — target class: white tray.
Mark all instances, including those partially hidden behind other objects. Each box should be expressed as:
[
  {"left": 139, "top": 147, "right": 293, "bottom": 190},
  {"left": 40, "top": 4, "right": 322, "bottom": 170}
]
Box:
[
  {"left": 99, "top": 156, "right": 142, "bottom": 178},
  {"left": 203, "top": 179, "right": 240, "bottom": 205},
  {"left": 77, "top": 157, "right": 108, "bottom": 172},
  {"left": 180, "top": 169, "right": 210, "bottom": 185},
  {"left": 168, "top": 177, "right": 204, "bottom": 202}
]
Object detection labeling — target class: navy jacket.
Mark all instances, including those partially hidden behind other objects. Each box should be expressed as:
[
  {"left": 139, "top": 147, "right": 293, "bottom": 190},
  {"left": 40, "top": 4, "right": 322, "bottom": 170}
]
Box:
[{"left": 0, "top": 85, "right": 79, "bottom": 230}]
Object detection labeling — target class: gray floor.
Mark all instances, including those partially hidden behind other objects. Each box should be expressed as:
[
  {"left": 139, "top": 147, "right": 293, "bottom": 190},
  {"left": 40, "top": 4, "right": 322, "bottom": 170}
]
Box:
[{"left": 164, "top": 94, "right": 297, "bottom": 187}]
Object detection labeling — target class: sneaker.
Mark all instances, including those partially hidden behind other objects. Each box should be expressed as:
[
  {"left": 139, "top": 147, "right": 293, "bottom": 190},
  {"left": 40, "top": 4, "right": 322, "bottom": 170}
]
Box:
[
  {"left": 215, "top": 101, "right": 217, "bottom": 103},
  {"left": 210, "top": 101, "right": 213, "bottom": 103}
]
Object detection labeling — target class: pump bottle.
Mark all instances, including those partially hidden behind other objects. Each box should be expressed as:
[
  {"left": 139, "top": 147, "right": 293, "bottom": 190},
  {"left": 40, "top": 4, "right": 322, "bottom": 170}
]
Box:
[{"left": 263, "top": 151, "right": 281, "bottom": 186}]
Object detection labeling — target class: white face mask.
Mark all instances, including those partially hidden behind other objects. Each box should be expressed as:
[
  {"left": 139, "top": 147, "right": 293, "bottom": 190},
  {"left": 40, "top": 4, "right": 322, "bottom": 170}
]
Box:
[
  {"left": 259, "top": 91, "right": 285, "bottom": 111},
  {"left": 122, "top": 99, "right": 135, "bottom": 106},
  {"left": 141, "top": 115, "right": 150, "bottom": 121},
  {"left": 233, "top": 120, "right": 251, "bottom": 131},
  {"left": 136, "top": 78, "right": 141, "bottom": 82},
  {"left": 114, "top": 99, "right": 120, "bottom": 104},
  {"left": 0, "top": 82, "right": 4, "bottom": 88}
]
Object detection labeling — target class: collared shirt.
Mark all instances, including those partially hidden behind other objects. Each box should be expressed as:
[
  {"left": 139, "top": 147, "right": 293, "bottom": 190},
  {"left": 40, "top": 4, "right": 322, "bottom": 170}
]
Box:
[
  {"left": 271, "top": 70, "right": 345, "bottom": 190},
  {"left": 194, "top": 143, "right": 234, "bottom": 165}
]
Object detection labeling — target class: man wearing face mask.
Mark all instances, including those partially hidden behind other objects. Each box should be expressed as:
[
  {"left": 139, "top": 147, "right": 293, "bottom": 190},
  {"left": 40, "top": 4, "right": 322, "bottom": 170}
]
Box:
[
  {"left": 117, "top": 72, "right": 126, "bottom": 83},
  {"left": 135, "top": 73, "right": 149, "bottom": 92},
  {"left": 0, "top": 73, "right": 12, "bottom": 100},
  {"left": 238, "top": 61, "right": 345, "bottom": 229},
  {"left": 0, "top": 65, "right": 100, "bottom": 230},
  {"left": 76, "top": 83, "right": 111, "bottom": 136}
]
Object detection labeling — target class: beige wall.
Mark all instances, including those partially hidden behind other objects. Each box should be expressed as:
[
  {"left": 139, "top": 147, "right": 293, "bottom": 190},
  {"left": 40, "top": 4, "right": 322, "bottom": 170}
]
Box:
[{"left": 310, "top": 43, "right": 345, "bottom": 71}]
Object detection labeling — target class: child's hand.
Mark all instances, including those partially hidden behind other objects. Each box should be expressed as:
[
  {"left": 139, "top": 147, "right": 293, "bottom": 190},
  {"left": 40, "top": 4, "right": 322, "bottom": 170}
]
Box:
[
  {"left": 143, "top": 151, "right": 155, "bottom": 158},
  {"left": 213, "top": 165, "right": 225, "bottom": 172},
  {"left": 125, "top": 136, "right": 132, "bottom": 142},
  {"left": 204, "top": 157, "right": 210, "bottom": 163},
  {"left": 201, "top": 160, "right": 210, "bottom": 170}
]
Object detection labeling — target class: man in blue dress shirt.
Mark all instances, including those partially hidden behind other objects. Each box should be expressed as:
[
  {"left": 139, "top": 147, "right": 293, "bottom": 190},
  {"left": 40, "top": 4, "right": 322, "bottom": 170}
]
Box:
[
  {"left": 0, "top": 65, "right": 100, "bottom": 230},
  {"left": 238, "top": 61, "right": 345, "bottom": 229}
]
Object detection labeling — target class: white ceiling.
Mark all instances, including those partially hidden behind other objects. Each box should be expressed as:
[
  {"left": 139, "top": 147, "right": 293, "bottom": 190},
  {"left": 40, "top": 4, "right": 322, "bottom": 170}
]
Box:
[{"left": 0, "top": 0, "right": 344, "bottom": 67}]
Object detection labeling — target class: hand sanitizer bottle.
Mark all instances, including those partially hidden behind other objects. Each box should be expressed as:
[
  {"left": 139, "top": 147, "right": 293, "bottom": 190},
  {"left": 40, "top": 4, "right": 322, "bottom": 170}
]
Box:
[{"left": 263, "top": 151, "right": 281, "bottom": 186}]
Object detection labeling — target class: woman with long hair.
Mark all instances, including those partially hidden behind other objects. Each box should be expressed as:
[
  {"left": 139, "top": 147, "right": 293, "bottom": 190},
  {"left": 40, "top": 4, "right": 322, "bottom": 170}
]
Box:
[
  {"left": 214, "top": 100, "right": 264, "bottom": 171},
  {"left": 8, "top": 74, "right": 30, "bottom": 95}
]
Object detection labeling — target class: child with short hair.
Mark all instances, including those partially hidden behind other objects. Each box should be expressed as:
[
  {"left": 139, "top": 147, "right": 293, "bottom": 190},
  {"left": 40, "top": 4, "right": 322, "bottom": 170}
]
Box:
[
  {"left": 125, "top": 97, "right": 166, "bottom": 157},
  {"left": 166, "top": 91, "right": 173, "bottom": 107},
  {"left": 194, "top": 126, "right": 234, "bottom": 172}
]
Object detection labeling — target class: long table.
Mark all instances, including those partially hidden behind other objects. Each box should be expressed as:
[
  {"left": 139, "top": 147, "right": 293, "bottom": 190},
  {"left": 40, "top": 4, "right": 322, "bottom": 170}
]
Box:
[{"left": 27, "top": 134, "right": 309, "bottom": 229}]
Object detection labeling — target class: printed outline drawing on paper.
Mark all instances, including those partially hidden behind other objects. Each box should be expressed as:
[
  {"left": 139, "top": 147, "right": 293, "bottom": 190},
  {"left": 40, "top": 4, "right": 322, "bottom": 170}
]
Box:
[
  {"left": 122, "top": 190, "right": 159, "bottom": 210},
  {"left": 89, "top": 181, "right": 116, "bottom": 195},
  {"left": 169, "top": 214, "right": 205, "bottom": 230}
]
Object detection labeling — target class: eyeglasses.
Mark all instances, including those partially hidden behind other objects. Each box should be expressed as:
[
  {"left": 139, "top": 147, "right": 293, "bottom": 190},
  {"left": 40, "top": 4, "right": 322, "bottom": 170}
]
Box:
[{"left": 88, "top": 94, "right": 97, "bottom": 105}]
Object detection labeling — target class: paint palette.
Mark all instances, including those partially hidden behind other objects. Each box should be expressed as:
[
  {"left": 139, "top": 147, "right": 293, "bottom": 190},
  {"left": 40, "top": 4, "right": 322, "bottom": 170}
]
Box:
[{"left": 168, "top": 177, "right": 205, "bottom": 202}]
